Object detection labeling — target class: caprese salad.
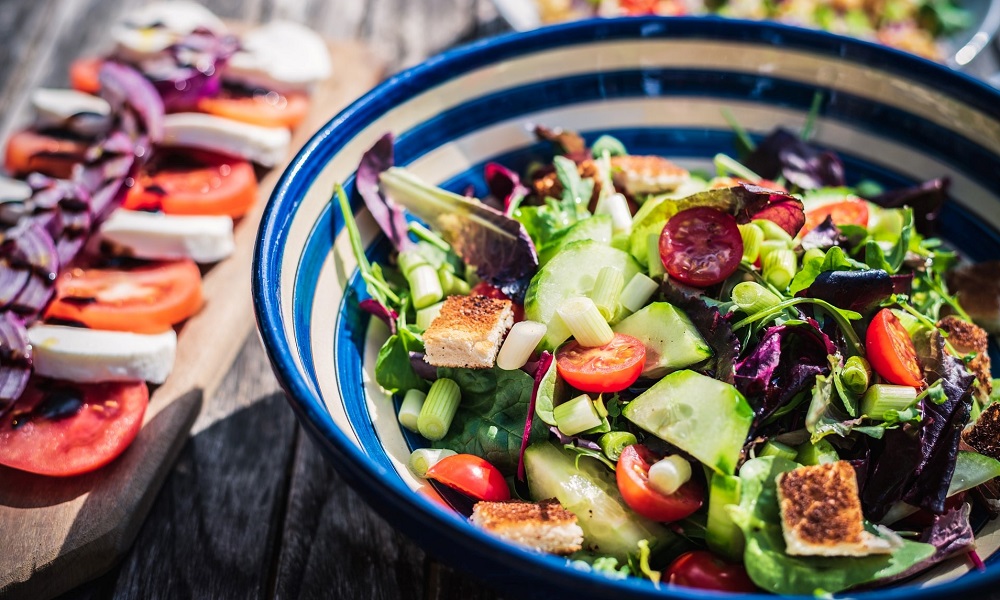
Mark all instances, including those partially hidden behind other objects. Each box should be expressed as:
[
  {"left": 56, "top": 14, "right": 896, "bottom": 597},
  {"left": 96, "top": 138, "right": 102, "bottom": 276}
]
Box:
[{"left": 0, "top": 1, "right": 330, "bottom": 477}]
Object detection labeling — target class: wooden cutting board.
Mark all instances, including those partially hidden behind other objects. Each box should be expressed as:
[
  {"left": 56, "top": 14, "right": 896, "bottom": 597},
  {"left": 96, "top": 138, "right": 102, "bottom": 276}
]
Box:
[{"left": 0, "top": 41, "right": 385, "bottom": 600}]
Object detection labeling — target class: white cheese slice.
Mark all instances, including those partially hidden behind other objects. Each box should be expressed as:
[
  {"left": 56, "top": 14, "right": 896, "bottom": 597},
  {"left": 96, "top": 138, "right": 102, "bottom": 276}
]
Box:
[
  {"left": 99, "top": 210, "right": 234, "bottom": 263},
  {"left": 223, "top": 21, "right": 332, "bottom": 93},
  {"left": 32, "top": 88, "right": 112, "bottom": 137},
  {"left": 112, "top": 1, "right": 227, "bottom": 62},
  {"left": 161, "top": 112, "right": 290, "bottom": 167},
  {"left": 28, "top": 325, "right": 177, "bottom": 384},
  {"left": 0, "top": 176, "right": 32, "bottom": 203}
]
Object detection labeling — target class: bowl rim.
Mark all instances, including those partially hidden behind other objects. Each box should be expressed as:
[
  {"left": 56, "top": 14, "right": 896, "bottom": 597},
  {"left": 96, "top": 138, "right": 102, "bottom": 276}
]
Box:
[{"left": 253, "top": 16, "right": 1000, "bottom": 599}]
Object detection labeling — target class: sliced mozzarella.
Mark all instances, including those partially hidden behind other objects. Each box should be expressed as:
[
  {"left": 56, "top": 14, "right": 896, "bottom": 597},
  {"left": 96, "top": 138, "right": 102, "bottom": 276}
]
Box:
[
  {"left": 112, "top": 1, "right": 227, "bottom": 61},
  {"left": 0, "top": 176, "right": 32, "bottom": 203},
  {"left": 223, "top": 21, "right": 332, "bottom": 93},
  {"left": 99, "top": 210, "right": 234, "bottom": 263},
  {"left": 28, "top": 325, "right": 177, "bottom": 384},
  {"left": 32, "top": 88, "right": 112, "bottom": 138},
  {"left": 162, "top": 112, "right": 290, "bottom": 167}
]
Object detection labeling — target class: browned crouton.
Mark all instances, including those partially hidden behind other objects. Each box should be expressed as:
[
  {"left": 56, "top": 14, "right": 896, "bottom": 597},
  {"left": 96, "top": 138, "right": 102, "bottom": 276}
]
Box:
[
  {"left": 965, "top": 402, "right": 1000, "bottom": 461},
  {"left": 422, "top": 294, "right": 513, "bottom": 369},
  {"left": 938, "top": 315, "right": 993, "bottom": 402},
  {"left": 470, "top": 499, "right": 583, "bottom": 555}
]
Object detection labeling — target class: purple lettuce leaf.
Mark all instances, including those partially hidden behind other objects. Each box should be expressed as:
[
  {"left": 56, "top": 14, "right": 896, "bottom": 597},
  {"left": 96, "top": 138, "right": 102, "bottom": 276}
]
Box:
[
  {"left": 871, "top": 177, "right": 949, "bottom": 236},
  {"left": 805, "top": 269, "right": 893, "bottom": 313},
  {"left": 861, "top": 424, "right": 924, "bottom": 520},
  {"left": 359, "top": 298, "right": 397, "bottom": 335},
  {"left": 548, "top": 425, "right": 601, "bottom": 451},
  {"left": 800, "top": 215, "right": 847, "bottom": 251},
  {"left": 353, "top": 133, "right": 416, "bottom": 253},
  {"left": 518, "top": 351, "right": 553, "bottom": 481},
  {"left": 659, "top": 280, "right": 741, "bottom": 384},
  {"left": 869, "top": 503, "right": 975, "bottom": 588},
  {"left": 743, "top": 128, "right": 845, "bottom": 190},
  {"left": 484, "top": 162, "right": 529, "bottom": 217},
  {"left": 681, "top": 182, "right": 805, "bottom": 237},
  {"left": 408, "top": 351, "right": 438, "bottom": 381}
]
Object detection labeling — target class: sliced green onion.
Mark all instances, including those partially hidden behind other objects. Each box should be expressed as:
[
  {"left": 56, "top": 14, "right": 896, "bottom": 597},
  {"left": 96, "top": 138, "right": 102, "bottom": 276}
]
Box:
[
  {"left": 496, "top": 320, "right": 547, "bottom": 370},
  {"left": 600, "top": 193, "right": 633, "bottom": 235},
  {"left": 646, "top": 234, "right": 665, "bottom": 279},
  {"left": 620, "top": 273, "right": 659, "bottom": 313},
  {"left": 545, "top": 311, "right": 573, "bottom": 348},
  {"left": 397, "top": 250, "right": 427, "bottom": 275},
  {"left": 758, "top": 239, "right": 790, "bottom": 263},
  {"left": 796, "top": 439, "right": 839, "bottom": 466},
  {"left": 397, "top": 388, "right": 427, "bottom": 432},
  {"left": 415, "top": 301, "right": 444, "bottom": 331},
  {"left": 758, "top": 440, "right": 798, "bottom": 461},
  {"left": 408, "top": 221, "right": 450, "bottom": 252},
  {"left": 558, "top": 296, "right": 614, "bottom": 347},
  {"left": 841, "top": 355, "right": 871, "bottom": 396},
  {"left": 554, "top": 393, "right": 602, "bottom": 436},
  {"left": 861, "top": 384, "right": 918, "bottom": 419},
  {"left": 732, "top": 281, "right": 783, "bottom": 316},
  {"left": 647, "top": 455, "right": 693, "bottom": 495},
  {"left": 752, "top": 218, "right": 793, "bottom": 243},
  {"left": 802, "top": 247, "right": 826, "bottom": 265},
  {"left": 762, "top": 247, "right": 796, "bottom": 291},
  {"left": 437, "top": 265, "right": 470, "bottom": 296},
  {"left": 713, "top": 153, "right": 761, "bottom": 182},
  {"left": 738, "top": 223, "right": 764, "bottom": 264},
  {"left": 398, "top": 250, "right": 443, "bottom": 309},
  {"left": 590, "top": 266, "right": 625, "bottom": 322},
  {"left": 407, "top": 448, "right": 457, "bottom": 478},
  {"left": 417, "top": 378, "right": 461, "bottom": 440},
  {"left": 598, "top": 432, "right": 637, "bottom": 461}
]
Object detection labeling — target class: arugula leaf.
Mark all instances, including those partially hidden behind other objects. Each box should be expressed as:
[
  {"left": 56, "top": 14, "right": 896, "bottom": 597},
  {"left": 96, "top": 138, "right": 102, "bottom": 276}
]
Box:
[
  {"left": 534, "top": 357, "right": 569, "bottom": 426},
  {"left": 553, "top": 155, "right": 592, "bottom": 219}
]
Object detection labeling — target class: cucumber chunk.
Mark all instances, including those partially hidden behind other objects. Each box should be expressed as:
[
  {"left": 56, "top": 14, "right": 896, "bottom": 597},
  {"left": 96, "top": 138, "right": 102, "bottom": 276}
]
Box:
[
  {"left": 706, "top": 473, "right": 744, "bottom": 561},
  {"left": 538, "top": 214, "right": 613, "bottom": 266},
  {"left": 612, "top": 302, "right": 711, "bottom": 377}
]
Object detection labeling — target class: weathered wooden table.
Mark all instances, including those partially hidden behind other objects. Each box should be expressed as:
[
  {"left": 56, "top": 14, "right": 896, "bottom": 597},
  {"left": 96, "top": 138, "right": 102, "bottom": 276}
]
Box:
[{"left": 2, "top": 0, "right": 999, "bottom": 598}]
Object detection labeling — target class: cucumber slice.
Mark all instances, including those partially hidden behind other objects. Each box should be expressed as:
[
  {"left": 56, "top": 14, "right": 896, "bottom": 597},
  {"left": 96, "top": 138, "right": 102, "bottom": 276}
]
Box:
[
  {"left": 706, "top": 473, "right": 744, "bottom": 562},
  {"left": 538, "top": 214, "right": 613, "bottom": 266},
  {"left": 948, "top": 450, "right": 1000, "bottom": 496},
  {"left": 612, "top": 302, "right": 711, "bottom": 377},
  {"left": 524, "top": 240, "right": 640, "bottom": 350}
]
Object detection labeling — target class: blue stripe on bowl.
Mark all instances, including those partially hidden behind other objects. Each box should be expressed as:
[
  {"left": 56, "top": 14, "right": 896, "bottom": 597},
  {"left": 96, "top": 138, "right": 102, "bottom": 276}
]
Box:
[{"left": 254, "top": 17, "right": 1000, "bottom": 600}]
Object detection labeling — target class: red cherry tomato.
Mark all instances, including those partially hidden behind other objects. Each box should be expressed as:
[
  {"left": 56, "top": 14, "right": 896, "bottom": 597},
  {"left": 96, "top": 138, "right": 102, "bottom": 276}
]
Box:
[
  {"left": 123, "top": 149, "right": 258, "bottom": 217},
  {"left": 556, "top": 333, "right": 646, "bottom": 394},
  {"left": 0, "top": 378, "right": 148, "bottom": 477},
  {"left": 4, "top": 129, "right": 90, "bottom": 179},
  {"left": 866, "top": 308, "right": 924, "bottom": 387},
  {"left": 425, "top": 454, "right": 510, "bottom": 501},
  {"left": 69, "top": 57, "right": 104, "bottom": 95},
  {"left": 659, "top": 207, "right": 743, "bottom": 287},
  {"left": 196, "top": 90, "right": 310, "bottom": 129},
  {"left": 801, "top": 198, "right": 869, "bottom": 237},
  {"left": 665, "top": 551, "right": 758, "bottom": 593},
  {"left": 615, "top": 444, "right": 703, "bottom": 522},
  {"left": 45, "top": 259, "right": 203, "bottom": 334},
  {"left": 470, "top": 281, "right": 524, "bottom": 322}
]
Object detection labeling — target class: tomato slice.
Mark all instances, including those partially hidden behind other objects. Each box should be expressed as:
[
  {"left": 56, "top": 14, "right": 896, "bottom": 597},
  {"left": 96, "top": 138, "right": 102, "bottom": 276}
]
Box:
[
  {"left": 4, "top": 129, "right": 90, "bottom": 179},
  {"left": 616, "top": 444, "right": 703, "bottom": 522},
  {"left": 866, "top": 308, "right": 924, "bottom": 387},
  {"left": 196, "top": 90, "right": 310, "bottom": 129},
  {"left": 123, "top": 150, "right": 258, "bottom": 217},
  {"left": 659, "top": 207, "right": 743, "bottom": 287},
  {"left": 44, "top": 259, "right": 203, "bottom": 333},
  {"left": 665, "top": 551, "right": 757, "bottom": 592},
  {"left": 556, "top": 333, "right": 646, "bottom": 393},
  {"left": 0, "top": 378, "right": 148, "bottom": 477},
  {"left": 425, "top": 454, "right": 510, "bottom": 501},
  {"left": 801, "top": 198, "right": 869, "bottom": 237},
  {"left": 69, "top": 57, "right": 104, "bottom": 95}
]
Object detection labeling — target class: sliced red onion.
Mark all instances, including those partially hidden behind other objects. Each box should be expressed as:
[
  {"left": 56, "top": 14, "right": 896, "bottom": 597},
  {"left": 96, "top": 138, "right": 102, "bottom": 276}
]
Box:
[
  {"left": 98, "top": 62, "right": 165, "bottom": 142},
  {"left": 10, "top": 273, "right": 54, "bottom": 319},
  {"left": 0, "top": 311, "right": 30, "bottom": 414},
  {"left": 142, "top": 31, "right": 238, "bottom": 112},
  {"left": 8, "top": 222, "right": 59, "bottom": 281},
  {"left": 0, "top": 264, "right": 29, "bottom": 308}
]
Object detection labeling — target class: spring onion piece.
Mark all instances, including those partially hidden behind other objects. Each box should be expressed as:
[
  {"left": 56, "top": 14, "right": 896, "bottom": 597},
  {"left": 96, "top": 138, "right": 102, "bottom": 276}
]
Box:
[
  {"left": 415, "top": 301, "right": 444, "bottom": 331},
  {"left": 557, "top": 297, "right": 614, "bottom": 347},
  {"left": 647, "top": 455, "right": 693, "bottom": 495},
  {"left": 407, "top": 448, "right": 457, "bottom": 478},
  {"left": 841, "top": 355, "right": 872, "bottom": 395},
  {"left": 417, "top": 377, "right": 461, "bottom": 440},
  {"left": 738, "top": 223, "right": 764, "bottom": 264},
  {"left": 590, "top": 266, "right": 625, "bottom": 322},
  {"left": 600, "top": 193, "right": 633, "bottom": 235},
  {"left": 397, "top": 250, "right": 443, "bottom": 309},
  {"left": 796, "top": 439, "right": 839, "bottom": 465},
  {"left": 397, "top": 389, "right": 427, "bottom": 432},
  {"left": 646, "top": 234, "right": 665, "bottom": 279},
  {"left": 753, "top": 218, "right": 793, "bottom": 243},
  {"left": 763, "top": 247, "right": 796, "bottom": 290},
  {"left": 599, "top": 431, "right": 637, "bottom": 461},
  {"left": 437, "top": 265, "right": 470, "bottom": 296},
  {"left": 759, "top": 239, "right": 790, "bottom": 263},
  {"left": 620, "top": 273, "right": 659, "bottom": 313},
  {"left": 861, "top": 384, "right": 918, "bottom": 418},
  {"left": 408, "top": 221, "right": 450, "bottom": 252},
  {"left": 758, "top": 440, "right": 798, "bottom": 461},
  {"left": 732, "top": 281, "right": 783, "bottom": 316},
  {"left": 497, "top": 320, "right": 547, "bottom": 370},
  {"left": 713, "top": 152, "right": 761, "bottom": 183},
  {"left": 553, "top": 393, "right": 602, "bottom": 436}
]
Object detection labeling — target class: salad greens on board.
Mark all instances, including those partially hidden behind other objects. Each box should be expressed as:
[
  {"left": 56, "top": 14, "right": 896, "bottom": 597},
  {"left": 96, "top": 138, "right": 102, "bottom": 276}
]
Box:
[{"left": 335, "top": 115, "right": 1000, "bottom": 595}]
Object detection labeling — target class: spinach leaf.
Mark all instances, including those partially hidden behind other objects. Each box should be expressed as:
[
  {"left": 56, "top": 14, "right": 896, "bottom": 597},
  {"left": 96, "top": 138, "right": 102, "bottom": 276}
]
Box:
[
  {"left": 789, "top": 246, "right": 867, "bottom": 295},
  {"left": 375, "top": 326, "right": 428, "bottom": 394}
]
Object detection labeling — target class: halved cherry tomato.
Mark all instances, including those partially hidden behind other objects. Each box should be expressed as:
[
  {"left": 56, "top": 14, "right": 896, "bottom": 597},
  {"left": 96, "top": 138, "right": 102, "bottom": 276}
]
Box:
[
  {"left": 665, "top": 551, "right": 758, "bottom": 592},
  {"left": 4, "top": 130, "right": 90, "bottom": 179},
  {"left": 425, "top": 454, "right": 510, "bottom": 501},
  {"left": 69, "top": 57, "right": 104, "bottom": 95},
  {"left": 616, "top": 444, "right": 703, "bottom": 522},
  {"left": 556, "top": 333, "right": 645, "bottom": 394},
  {"left": 0, "top": 378, "right": 148, "bottom": 477},
  {"left": 123, "top": 150, "right": 258, "bottom": 217},
  {"left": 470, "top": 281, "right": 524, "bottom": 322},
  {"left": 866, "top": 308, "right": 924, "bottom": 387},
  {"left": 44, "top": 259, "right": 203, "bottom": 333},
  {"left": 801, "top": 198, "right": 869, "bottom": 237},
  {"left": 196, "top": 90, "right": 310, "bottom": 129},
  {"left": 659, "top": 207, "right": 743, "bottom": 287}
]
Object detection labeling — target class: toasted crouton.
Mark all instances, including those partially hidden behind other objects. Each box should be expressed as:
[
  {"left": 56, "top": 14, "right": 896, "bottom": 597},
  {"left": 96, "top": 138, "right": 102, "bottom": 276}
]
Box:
[
  {"left": 964, "top": 402, "right": 1000, "bottom": 461},
  {"left": 422, "top": 294, "right": 513, "bottom": 369},
  {"left": 470, "top": 499, "right": 583, "bottom": 555},
  {"left": 777, "top": 461, "right": 897, "bottom": 557},
  {"left": 610, "top": 155, "right": 689, "bottom": 195},
  {"left": 938, "top": 315, "right": 993, "bottom": 402}
]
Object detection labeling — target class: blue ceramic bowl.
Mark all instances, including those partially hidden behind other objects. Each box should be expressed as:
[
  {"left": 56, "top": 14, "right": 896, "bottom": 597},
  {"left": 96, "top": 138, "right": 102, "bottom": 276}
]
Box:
[{"left": 253, "top": 17, "right": 1000, "bottom": 599}]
